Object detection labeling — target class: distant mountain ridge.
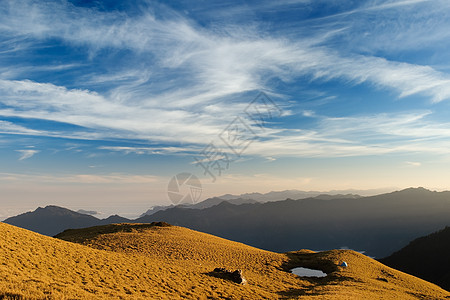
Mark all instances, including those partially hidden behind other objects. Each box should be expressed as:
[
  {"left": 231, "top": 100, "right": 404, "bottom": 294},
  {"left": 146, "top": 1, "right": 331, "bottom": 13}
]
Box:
[
  {"left": 218, "top": 188, "right": 391, "bottom": 202},
  {"left": 3, "top": 205, "right": 128, "bottom": 236},
  {"left": 139, "top": 192, "right": 364, "bottom": 217},
  {"left": 137, "top": 187, "right": 450, "bottom": 258},
  {"left": 140, "top": 197, "right": 258, "bottom": 217},
  {"left": 4, "top": 188, "right": 450, "bottom": 258}
]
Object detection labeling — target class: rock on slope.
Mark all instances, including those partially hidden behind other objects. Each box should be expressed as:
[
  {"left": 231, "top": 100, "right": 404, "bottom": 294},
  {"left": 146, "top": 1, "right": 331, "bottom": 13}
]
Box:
[{"left": 1, "top": 222, "right": 449, "bottom": 299}]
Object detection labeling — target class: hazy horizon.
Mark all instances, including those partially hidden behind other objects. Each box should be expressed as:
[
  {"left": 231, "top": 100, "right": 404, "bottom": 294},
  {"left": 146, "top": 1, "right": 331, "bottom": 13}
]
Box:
[
  {"left": 2, "top": 1, "right": 450, "bottom": 220},
  {"left": 0, "top": 186, "right": 442, "bottom": 221}
]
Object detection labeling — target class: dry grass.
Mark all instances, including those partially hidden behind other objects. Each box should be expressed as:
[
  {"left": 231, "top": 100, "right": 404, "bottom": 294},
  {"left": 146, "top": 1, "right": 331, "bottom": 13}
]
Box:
[{"left": 1, "top": 222, "right": 449, "bottom": 299}]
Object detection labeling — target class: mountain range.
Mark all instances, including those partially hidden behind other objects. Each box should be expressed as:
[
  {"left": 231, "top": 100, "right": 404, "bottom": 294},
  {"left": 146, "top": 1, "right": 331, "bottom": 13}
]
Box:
[
  {"left": 139, "top": 197, "right": 258, "bottom": 217},
  {"left": 138, "top": 187, "right": 450, "bottom": 258},
  {"left": 218, "top": 189, "right": 374, "bottom": 202},
  {"left": 139, "top": 189, "right": 376, "bottom": 217},
  {"left": 4, "top": 187, "right": 450, "bottom": 258}
]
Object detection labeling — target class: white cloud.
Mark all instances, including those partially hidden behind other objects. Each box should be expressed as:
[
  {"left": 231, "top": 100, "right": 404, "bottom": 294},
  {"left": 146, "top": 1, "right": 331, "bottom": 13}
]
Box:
[
  {"left": 0, "top": 0, "right": 450, "bottom": 160},
  {"left": 323, "top": 0, "right": 450, "bottom": 55},
  {"left": 1, "top": 0, "right": 450, "bottom": 104},
  {"left": 302, "top": 110, "right": 315, "bottom": 117},
  {"left": 16, "top": 149, "right": 39, "bottom": 160},
  {"left": 0, "top": 120, "right": 42, "bottom": 135},
  {"left": 234, "top": 111, "right": 450, "bottom": 158},
  {"left": 98, "top": 146, "right": 199, "bottom": 155},
  {"left": 3, "top": 73, "right": 450, "bottom": 159},
  {"left": 405, "top": 161, "right": 421, "bottom": 167},
  {"left": 365, "top": 0, "right": 432, "bottom": 11},
  {"left": 0, "top": 172, "right": 161, "bottom": 184}
]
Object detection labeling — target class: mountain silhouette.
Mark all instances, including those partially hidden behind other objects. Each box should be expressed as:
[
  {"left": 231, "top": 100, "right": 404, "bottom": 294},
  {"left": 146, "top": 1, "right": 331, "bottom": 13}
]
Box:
[
  {"left": 140, "top": 197, "right": 258, "bottom": 217},
  {"left": 218, "top": 189, "right": 386, "bottom": 202},
  {"left": 136, "top": 187, "right": 450, "bottom": 258},
  {"left": 3, "top": 205, "right": 128, "bottom": 236},
  {"left": 4, "top": 188, "right": 450, "bottom": 258},
  {"left": 380, "top": 226, "right": 450, "bottom": 291}
]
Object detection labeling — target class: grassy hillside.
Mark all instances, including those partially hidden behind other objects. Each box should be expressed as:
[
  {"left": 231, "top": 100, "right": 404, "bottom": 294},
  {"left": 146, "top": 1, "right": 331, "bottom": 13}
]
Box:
[{"left": 1, "top": 222, "right": 449, "bottom": 299}]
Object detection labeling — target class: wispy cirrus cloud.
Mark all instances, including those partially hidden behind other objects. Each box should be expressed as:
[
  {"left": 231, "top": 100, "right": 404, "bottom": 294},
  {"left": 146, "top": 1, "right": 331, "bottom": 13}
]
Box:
[
  {"left": 405, "top": 161, "right": 421, "bottom": 167},
  {"left": 1, "top": 0, "right": 450, "bottom": 103},
  {"left": 238, "top": 110, "right": 450, "bottom": 158},
  {"left": 319, "top": 0, "right": 450, "bottom": 55},
  {"left": 0, "top": 0, "right": 450, "bottom": 161},
  {"left": 0, "top": 172, "right": 161, "bottom": 184},
  {"left": 364, "top": 0, "right": 433, "bottom": 11},
  {"left": 16, "top": 149, "right": 39, "bottom": 160},
  {"left": 98, "top": 146, "right": 200, "bottom": 155},
  {"left": 0, "top": 120, "right": 42, "bottom": 135}
]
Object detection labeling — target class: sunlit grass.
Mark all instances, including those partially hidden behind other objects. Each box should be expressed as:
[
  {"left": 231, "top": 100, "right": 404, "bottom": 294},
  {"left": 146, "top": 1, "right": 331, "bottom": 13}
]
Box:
[{"left": 0, "top": 222, "right": 449, "bottom": 299}]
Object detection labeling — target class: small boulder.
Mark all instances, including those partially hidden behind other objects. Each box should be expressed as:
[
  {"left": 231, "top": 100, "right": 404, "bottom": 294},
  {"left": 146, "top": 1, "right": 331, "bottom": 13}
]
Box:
[{"left": 212, "top": 268, "right": 247, "bottom": 285}]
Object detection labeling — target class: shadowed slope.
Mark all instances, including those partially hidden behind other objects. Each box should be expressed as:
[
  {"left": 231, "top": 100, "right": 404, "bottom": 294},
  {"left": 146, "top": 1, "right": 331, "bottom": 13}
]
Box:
[{"left": 381, "top": 226, "right": 450, "bottom": 291}]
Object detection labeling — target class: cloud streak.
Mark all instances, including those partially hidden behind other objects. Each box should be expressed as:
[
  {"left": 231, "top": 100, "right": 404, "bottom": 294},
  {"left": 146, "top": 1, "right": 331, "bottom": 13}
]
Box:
[
  {"left": 0, "top": 0, "right": 450, "bottom": 161},
  {"left": 2, "top": 0, "right": 450, "bottom": 102},
  {"left": 0, "top": 172, "right": 161, "bottom": 184},
  {"left": 16, "top": 149, "right": 39, "bottom": 160}
]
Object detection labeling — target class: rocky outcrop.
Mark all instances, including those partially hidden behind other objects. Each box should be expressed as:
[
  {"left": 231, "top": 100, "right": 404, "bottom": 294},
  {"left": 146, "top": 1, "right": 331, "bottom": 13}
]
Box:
[{"left": 212, "top": 268, "right": 247, "bottom": 285}]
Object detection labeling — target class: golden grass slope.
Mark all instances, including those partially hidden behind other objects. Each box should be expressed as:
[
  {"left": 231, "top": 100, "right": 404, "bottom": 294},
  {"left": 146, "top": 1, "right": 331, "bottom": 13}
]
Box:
[{"left": 0, "top": 222, "right": 449, "bottom": 299}]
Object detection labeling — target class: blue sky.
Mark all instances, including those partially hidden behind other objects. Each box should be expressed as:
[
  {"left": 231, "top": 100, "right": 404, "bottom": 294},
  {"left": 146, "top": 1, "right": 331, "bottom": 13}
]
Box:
[{"left": 1, "top": 0, "right": 450, "bottom": 218}]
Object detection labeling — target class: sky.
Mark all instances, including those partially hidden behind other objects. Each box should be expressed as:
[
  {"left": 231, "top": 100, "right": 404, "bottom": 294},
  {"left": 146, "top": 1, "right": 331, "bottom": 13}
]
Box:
[{"left": 1, "top": 0, "right": 450, "bottom": 218}]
